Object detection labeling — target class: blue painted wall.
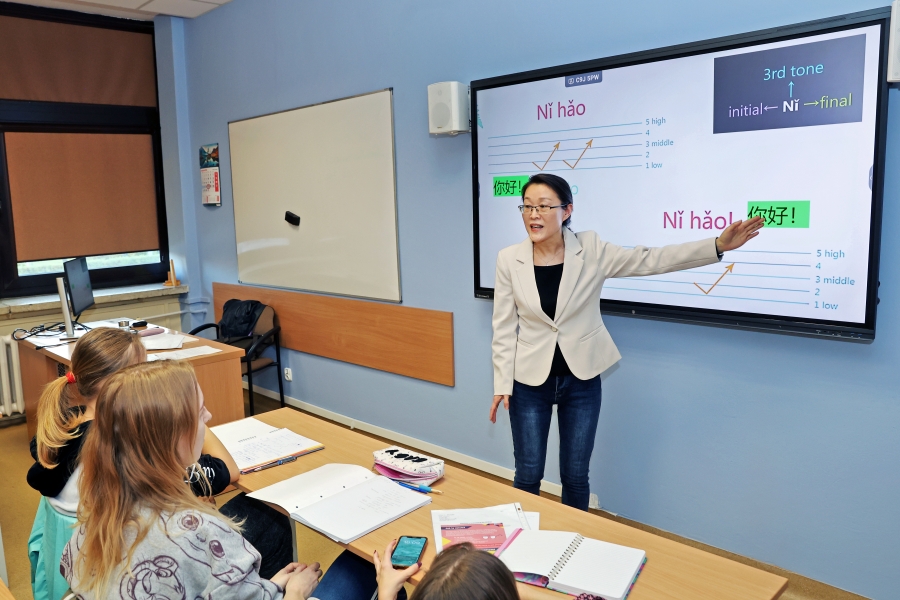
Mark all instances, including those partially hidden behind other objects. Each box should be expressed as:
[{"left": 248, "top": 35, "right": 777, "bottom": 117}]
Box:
[{"left": 158, "top": 1, "right": 899, "bottom": 596}]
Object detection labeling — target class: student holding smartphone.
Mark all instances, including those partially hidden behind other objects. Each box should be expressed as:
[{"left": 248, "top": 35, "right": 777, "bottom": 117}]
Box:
[{"left": 374, "top": 541, "right": 521, "bottom": 600}]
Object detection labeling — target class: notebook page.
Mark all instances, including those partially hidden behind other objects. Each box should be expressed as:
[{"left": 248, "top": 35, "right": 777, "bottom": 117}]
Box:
[
  {"left": 498, "top": 531, "right": 579, "bottom": 577},
  {"left": 294, "top": 476, "right": 431, "bottom": 543},
  {"left": 247, "top": 464, "right": 375, "bottom": 513},
  {"left": 229, "top": 429, "right": 323, "bottom": 471},
  {"left": 147, "top": 346, "right": 221, "bottom": 361},
  {"left": 553, "top": 538, "right": 646, "bottom": 600},
  {"left": 432, "top": 503, "right": 530, "bottom": 552},
  {"left": 141, "top": 333, "right": 185, "bottom": 350},
  {"left": 211, "top": 417, "right": 279, "bottom": 447}
]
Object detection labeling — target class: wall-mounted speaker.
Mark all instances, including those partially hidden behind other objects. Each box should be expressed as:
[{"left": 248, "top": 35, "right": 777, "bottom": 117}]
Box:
[
  {"left": 888, "top": 1, "right": 900, "bottom": 82},
  {"left": 427, "top": 81, "right": 470, "bottom": 135}
]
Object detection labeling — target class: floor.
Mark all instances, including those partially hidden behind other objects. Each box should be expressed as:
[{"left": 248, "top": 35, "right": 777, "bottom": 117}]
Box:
[
  {"left": 0, "top": 391, "right": 866, "bottom": 600},
  {"left": 0, "top": 421, "right": 41, "bottom": 600}
]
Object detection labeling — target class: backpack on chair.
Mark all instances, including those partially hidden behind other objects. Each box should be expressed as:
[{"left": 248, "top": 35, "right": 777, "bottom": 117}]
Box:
[{"left": 219, "top": 299, "right": 265, "bottom": 343}]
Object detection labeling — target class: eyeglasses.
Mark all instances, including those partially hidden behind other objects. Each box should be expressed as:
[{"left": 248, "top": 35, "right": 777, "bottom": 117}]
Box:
[{"left": 518, "top": 204, "right": 567, "bottom": 215}]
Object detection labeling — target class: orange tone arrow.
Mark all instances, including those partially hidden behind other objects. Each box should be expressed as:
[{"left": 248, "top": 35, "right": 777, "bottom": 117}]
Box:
[
  {"left": 563, "top": 139, "right": 593, "bottom": 169},
  {"left": 693, "top": 263, "right": 734, "bottom": 295},
  {"left": 532, "top": 142, "right": 560, "bottom": 171}
]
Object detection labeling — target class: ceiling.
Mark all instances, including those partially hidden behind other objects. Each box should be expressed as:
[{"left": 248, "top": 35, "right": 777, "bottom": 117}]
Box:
[{"left": 2, "top": 0, "right": 231, "bottom": 20}]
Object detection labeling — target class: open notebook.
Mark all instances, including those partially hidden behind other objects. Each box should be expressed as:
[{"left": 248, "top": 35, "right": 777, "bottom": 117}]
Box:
[
  {"left": 497, "top": 530, "right": 646, "bottom": 600},
  {"left": 247, "top": 464, "right": 431, "bottom": 544},
  {"left": 210, "top": 417, "right": 324, "bottom": 473}
]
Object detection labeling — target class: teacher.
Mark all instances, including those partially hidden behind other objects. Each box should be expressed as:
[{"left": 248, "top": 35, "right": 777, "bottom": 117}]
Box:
[{"left": 489, "top": 173, "right": 763, "bottom": 510}]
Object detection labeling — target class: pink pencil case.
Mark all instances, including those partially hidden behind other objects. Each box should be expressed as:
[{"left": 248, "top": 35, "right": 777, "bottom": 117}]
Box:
[{"left": 373, "top": 446, "right": 444, "bottom": 486}]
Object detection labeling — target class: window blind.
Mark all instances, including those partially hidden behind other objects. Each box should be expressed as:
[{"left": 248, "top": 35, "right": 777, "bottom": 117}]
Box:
[{"left": 4, "top": 131, "right": 160, "bottom": 262}]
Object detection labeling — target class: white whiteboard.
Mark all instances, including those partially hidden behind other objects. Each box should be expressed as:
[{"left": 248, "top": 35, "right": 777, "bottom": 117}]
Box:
[{"left": 229, "top": 89, "right": 401, "bottom": 302}]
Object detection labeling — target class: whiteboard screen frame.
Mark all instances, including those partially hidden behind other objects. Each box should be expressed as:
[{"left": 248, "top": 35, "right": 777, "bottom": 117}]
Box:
[
  {"left": 470, "top": 10, "right": 889, "bottom": 340},
  {"left": 228, "top": 89, "right": 402, "bottom": 302}
]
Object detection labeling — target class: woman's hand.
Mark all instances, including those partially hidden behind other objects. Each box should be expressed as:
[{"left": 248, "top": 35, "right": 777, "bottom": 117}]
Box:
[
  {"left": 715, "top": 216, "right": 764, "bottom": 252},
  {"left": 489, "top": 395, "right": 510, "bottom": 423},
  {"left": 375, "top": 539, "right": 420, "bottom": 600},
  {"left": 283, "top": 562, "right": 322, "bottom": 600},
  {"left": 270, "top": 562, "right": 302, "bottom": 590}
]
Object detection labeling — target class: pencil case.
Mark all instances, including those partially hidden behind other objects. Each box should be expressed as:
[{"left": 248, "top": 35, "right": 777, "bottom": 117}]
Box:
[{"left": 373, "top": 446, "right": 444, "bottom": 487}]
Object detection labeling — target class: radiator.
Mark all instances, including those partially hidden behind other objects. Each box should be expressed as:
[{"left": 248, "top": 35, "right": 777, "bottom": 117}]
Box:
[{"left": 0, "top": 336, "right": 24, "bottom": 417}]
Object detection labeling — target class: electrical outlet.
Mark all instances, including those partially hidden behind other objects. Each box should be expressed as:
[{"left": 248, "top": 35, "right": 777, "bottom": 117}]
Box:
[{"left": 284, "top": 368, "right": 292, "bottom": 381}]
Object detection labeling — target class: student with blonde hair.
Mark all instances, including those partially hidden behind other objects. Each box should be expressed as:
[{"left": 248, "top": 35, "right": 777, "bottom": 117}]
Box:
[
  {"left": 63, "top": 360, "right": 322, "bottom": 599},
  {"left": 27, "top": 327, "right": 147, "bottom": 508},
  {"left": 27, "top": 328, "right": 146, "bottom": 600}
]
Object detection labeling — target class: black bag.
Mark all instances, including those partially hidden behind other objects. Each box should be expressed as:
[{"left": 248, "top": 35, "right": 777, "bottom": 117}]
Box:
[{"left": 219, "top": 299, "right": 265, "bottom": 340}]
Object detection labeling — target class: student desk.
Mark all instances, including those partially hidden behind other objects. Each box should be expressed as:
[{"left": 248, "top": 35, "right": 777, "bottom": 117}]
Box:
[
  {"left": 0, "top": 578, "right": 13, "bottom": 600},
  {"left": 17, "top": 326, "right": 246, "bottom": 438},
  {"left": 239, "top": 408, "right": 788, "bottom": 600}
]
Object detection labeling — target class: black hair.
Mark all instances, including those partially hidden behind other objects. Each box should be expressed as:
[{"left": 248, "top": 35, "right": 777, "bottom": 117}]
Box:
[{"left": 521, "top": 173, "right": 573, "bottom": 227}]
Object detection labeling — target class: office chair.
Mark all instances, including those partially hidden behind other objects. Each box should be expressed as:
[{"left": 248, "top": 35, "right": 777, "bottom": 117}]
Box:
[{"left": 189, "top": 303, "right": 285, "bottom": 415}]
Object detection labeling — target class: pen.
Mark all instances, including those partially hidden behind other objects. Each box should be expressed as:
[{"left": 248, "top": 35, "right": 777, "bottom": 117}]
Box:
[
  {"left": 396, "top": 481, "right": 443, "bottom": 494},
  {"left": 245, "top": 456, "right": 298, "bottom": 473}
]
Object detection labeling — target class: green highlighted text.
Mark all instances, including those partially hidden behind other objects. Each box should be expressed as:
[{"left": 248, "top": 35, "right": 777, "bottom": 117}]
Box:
[
  {"left": 747, "top": 201, "right": 810, "bottom": 228},
  {"left": 493, "top": 176, "right": 529, "bottom": 197}
]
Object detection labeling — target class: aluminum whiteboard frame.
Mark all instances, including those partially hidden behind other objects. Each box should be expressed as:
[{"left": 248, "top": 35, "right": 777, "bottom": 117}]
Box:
[{"left": 227, "top": 89, "right": 402, "bottom": 303}]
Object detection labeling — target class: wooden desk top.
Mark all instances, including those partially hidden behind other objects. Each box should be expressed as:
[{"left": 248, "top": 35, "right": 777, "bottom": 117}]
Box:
[
  {"left": 22, "top": 329, "right": 243, "bottom": 367},
  {"left": 0, "top": 578, "right": 13, "bottom": 600},
  {"left": 239, "top": 408, "right": 787, "bottom": 600}
]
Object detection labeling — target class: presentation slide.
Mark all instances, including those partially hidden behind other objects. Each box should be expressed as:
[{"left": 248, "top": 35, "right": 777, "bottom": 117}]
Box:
[{"left": 475, "top": 25, "right": 882, "bottom": 328}]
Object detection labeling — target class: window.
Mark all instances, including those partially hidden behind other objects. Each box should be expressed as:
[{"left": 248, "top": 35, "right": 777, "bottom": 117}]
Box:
[{"left": 0, "top": 4, "right": 168, "bottom": 298}]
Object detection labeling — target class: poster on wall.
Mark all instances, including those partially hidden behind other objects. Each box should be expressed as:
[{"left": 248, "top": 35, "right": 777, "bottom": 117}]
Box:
[{"left": 200, "top": 143, "right": 221, "bottom": 206}]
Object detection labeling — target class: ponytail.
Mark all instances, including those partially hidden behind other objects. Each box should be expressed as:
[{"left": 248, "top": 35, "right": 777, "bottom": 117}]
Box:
[
  {"left": 35, "top": 375, "right": 83, "bottom": 468},
  {"left": 33, "top": 327, "right": 146, "bottom": 468}
]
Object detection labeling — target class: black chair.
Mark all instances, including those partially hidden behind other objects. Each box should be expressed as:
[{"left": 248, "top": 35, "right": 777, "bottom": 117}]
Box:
[{"left": 189, "top": 304, "right": 285, "bottom": 415}]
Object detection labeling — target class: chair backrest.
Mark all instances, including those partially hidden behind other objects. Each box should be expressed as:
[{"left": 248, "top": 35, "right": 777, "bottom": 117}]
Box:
[
  {"left": 29, "top": 497, "right": 77, "bottom": 600},
  {"left": 253, "top": 305, "right": 278, "bottom": 336},
  {"left": 246, "top": 305, "right": 278, "bottom": 361}
]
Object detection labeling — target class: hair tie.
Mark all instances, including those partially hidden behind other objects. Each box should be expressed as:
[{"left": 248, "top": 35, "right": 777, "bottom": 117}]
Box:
[{"left": 65, "top": 372, "right": 76, "bottom": 385}]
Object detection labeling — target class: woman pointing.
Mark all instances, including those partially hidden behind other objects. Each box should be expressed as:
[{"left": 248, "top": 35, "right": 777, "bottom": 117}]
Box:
[{"left": 489, "top": 173, "right": 763, "bottom": 510}]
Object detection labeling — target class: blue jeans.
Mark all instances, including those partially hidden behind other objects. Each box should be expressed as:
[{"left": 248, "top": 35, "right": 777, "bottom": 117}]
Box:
[
  {"left": 510, "top": 374, "right": 602, "bottom": 511},
  {"left": 313, "top": 550, "right": 407, "bottom": 600}
]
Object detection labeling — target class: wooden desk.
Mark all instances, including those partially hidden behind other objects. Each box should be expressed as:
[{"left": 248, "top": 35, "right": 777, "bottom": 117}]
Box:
[
  {"left": 0, "top": 578, "right": 13, "bottom": 600},
  {"left": 239, "top": 408, "right": 787, "bottom": 600},
  {"left": 18, "top": 329, "right": 246, "bottom": 437}
]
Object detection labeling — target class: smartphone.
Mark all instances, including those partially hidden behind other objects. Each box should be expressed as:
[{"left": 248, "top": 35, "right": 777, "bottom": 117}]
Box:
[{"left": 391, "top": 536, "right": 428, "bottom": 569}]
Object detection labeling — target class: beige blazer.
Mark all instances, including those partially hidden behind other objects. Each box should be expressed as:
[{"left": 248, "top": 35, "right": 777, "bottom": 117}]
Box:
[{"left": 492, "top": 227, "right": 720, "bottom": 394}]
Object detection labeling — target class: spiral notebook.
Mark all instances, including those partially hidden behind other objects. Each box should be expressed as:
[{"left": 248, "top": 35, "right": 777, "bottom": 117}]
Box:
[{"left": 496, "top": 530, "right": 646, "bottom": 600}]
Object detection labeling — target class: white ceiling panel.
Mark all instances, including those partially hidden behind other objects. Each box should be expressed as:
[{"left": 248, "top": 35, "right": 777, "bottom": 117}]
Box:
[
  {"left": 1, "top": 0, "right": 230, "bottom": 19},
  {"left": 82, "top": 0, "right": 147, "bottom": 9},
  {"left": 2, "top": 0, "right": 152, "bottom": 19},
  {"left": 138, "top": 0, "right": 219, "bottom": 18}
]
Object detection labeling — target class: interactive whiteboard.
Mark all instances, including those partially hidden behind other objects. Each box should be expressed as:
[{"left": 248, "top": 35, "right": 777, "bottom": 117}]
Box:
[
  {"left": 472, "top": 13, "right": 887, "bottom": 339},
  {"left": 229, "top": 90, "right": 401, "bottom": 302}
]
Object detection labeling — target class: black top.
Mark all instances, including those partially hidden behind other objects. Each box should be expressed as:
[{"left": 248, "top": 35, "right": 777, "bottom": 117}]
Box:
[
  {"left": 187, "top": 455, "right": 232, "bottom": 497},
  {"left": 533, "top": 264, "right": 572, "bottom": 377},
  {"left": 27, "top": 417, "right": 91, "bottom": 498},
  {"left": 27, "top": 408, "right": 231, "bottom": 498}
]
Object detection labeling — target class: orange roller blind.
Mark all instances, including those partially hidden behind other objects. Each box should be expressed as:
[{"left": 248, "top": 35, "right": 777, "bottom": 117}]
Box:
[
  {"left": 0, "top": 16, "right": 157, "bottom": 107},
  {"left": 4, "top": 132, "right": 160, "bottom": 262}
]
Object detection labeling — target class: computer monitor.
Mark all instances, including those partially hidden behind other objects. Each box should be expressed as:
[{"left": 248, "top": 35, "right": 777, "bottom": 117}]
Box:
[{"left": 62, "top": 257, "right": 94, "bottom": 319}]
